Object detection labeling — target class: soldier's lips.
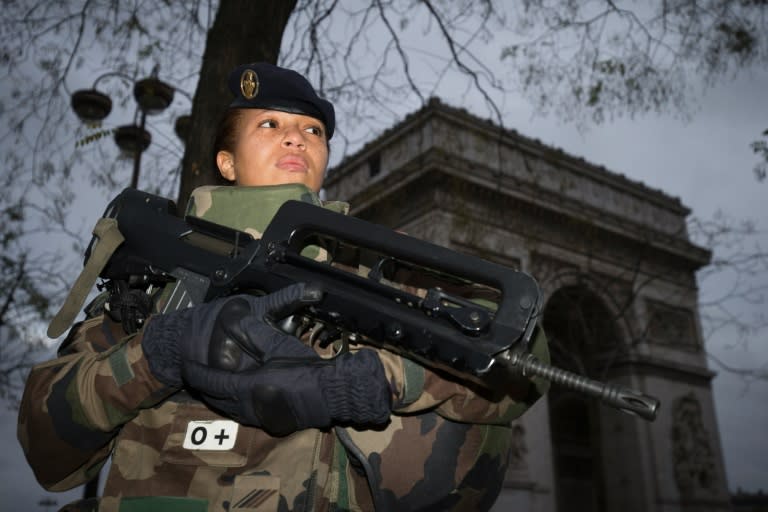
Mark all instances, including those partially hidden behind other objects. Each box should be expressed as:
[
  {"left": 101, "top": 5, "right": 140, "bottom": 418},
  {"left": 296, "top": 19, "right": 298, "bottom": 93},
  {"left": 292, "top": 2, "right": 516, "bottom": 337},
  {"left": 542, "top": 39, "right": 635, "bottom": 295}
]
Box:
[{"left": 276, "top": 155, "right": 309, "bottom": 172}]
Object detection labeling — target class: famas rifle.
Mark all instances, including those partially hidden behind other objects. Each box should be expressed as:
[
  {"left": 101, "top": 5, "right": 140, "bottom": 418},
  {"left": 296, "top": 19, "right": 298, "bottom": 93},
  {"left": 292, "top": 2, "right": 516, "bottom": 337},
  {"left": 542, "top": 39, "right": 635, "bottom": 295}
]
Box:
[{"left": 49, "top": 188, "right": 659, "bottom": 421}]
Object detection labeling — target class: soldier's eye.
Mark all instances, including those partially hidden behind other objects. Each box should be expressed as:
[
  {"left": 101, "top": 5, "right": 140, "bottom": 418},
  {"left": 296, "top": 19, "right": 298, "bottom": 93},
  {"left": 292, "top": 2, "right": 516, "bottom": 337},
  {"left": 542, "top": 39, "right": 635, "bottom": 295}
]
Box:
[
  {"left": 305, "top": 126, "right": 323, "bottom": 137},
  {"left": 259, "top": 119, "right": 277, "bottom": 128}
]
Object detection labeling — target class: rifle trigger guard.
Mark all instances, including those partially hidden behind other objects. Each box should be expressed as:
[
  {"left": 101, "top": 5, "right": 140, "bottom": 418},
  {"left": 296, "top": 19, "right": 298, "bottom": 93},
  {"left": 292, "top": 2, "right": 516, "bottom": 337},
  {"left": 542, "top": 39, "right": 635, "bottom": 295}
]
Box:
[{"left": 421, "top": 288, "right": 491, "bottom": 335}]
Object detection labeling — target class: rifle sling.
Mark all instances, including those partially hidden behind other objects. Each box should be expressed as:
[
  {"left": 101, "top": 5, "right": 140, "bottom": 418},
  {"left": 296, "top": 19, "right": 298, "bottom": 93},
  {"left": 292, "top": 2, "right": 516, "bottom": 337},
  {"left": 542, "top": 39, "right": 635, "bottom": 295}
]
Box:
[{"left": 47, "top": 218, "right": 125, "bottom": 339}]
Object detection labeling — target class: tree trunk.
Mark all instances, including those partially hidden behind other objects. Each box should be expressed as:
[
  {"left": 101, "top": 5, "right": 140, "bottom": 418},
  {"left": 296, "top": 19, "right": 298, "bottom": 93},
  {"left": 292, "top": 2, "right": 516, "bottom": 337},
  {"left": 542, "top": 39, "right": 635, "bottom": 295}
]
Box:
[{"left": 176, "top": 0, "right": 298, "bottom": 210}]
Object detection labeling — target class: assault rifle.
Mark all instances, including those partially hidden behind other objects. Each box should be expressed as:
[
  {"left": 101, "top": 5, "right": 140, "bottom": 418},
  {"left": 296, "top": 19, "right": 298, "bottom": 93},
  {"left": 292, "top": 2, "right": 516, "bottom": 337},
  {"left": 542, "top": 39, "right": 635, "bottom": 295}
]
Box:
[{"left": 52, "top": 188, "right": 659, "bottom": 421}]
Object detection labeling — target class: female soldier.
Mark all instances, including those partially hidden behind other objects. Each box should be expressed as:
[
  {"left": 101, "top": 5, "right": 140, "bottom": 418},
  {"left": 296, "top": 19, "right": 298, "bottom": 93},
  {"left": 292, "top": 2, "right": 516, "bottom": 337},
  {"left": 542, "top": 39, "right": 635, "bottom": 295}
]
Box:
[{"left": 18, "top": 62, "right": 549, "bottom": 512}]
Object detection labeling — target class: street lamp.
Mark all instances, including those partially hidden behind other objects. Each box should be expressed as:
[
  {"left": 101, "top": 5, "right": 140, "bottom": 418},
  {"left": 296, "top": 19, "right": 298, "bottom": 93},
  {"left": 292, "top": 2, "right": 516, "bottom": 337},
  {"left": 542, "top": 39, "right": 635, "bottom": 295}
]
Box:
[
  {"left": 69, "top": 72, "right": 189, "bottom": 502},
  {"left": 71, "top": 67, "right": 188, "bottom": 189}
]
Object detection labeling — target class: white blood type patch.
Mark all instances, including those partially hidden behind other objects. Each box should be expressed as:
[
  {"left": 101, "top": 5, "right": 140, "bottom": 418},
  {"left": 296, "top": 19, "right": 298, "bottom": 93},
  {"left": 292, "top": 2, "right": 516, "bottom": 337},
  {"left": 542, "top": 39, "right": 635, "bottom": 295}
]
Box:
[{"left": 182, "top": 420, "right": 239, "bottom": 451}]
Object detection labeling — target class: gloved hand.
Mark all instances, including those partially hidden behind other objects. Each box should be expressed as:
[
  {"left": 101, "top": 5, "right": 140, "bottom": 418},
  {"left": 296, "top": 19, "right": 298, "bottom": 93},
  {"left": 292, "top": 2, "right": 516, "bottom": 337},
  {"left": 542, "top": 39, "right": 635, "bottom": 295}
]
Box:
[
  {"left": 182, "top": 315, "right": 392, "bottom": 437},
  {"left": 141, "top": 283, "right": 321, "bottom": 387}
]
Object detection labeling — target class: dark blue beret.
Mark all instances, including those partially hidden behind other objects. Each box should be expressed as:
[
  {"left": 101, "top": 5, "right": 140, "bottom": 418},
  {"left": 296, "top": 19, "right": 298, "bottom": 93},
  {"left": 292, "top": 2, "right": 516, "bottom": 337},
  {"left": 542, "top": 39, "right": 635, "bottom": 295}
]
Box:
[{"left": 227, "top": 62, "right": 335, "bottom": 139}]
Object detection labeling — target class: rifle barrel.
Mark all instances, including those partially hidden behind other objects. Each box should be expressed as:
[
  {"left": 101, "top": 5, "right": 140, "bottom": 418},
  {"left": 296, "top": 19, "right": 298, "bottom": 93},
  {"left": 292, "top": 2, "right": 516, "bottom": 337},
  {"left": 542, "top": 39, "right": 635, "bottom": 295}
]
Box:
[{"left": 502, "top": 351, "right": 660, "bottom": 421}]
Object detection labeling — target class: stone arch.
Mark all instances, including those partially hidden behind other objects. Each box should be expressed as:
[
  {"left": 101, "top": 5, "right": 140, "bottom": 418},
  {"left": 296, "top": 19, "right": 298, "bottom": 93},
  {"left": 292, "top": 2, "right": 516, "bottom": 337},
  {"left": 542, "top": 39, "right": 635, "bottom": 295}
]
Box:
[
  {"left": 538, "top": 269, "right": 632, "bottom": 360},
  {"left": 543, "top": 282, "right": 623, "bottom": 512}
]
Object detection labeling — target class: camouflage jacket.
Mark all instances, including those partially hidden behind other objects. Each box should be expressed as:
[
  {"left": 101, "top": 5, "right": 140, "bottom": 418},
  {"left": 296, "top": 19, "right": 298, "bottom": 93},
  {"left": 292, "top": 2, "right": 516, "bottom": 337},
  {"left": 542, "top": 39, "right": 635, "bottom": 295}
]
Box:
[{"left": 18, "top": 185, "right": 550, "bottom": 512}]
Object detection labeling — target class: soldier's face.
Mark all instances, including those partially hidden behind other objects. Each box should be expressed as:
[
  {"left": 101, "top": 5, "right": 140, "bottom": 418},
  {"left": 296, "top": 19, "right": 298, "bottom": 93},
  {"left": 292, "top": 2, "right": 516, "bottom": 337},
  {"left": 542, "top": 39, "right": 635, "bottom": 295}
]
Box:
[{"left": 216, "top": 109, "right": 329, "bottom": 192}]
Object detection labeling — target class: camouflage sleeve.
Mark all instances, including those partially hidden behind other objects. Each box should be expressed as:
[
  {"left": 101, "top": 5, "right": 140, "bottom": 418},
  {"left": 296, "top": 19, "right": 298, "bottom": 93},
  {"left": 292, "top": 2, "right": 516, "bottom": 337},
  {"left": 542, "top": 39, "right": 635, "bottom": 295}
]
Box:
[
  {"left": 17, "top": 315, "right": 174, "bottom": 491},
  {"left": 377, "top": 326, "right": 550, "bottom": 425}
]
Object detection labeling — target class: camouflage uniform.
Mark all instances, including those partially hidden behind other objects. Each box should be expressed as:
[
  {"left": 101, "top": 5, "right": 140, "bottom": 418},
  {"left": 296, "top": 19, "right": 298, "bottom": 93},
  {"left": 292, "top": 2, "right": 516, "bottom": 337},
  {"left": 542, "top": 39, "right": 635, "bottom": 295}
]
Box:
[{"left": 18, "top": 185, "right": 550, "bottom": 512}]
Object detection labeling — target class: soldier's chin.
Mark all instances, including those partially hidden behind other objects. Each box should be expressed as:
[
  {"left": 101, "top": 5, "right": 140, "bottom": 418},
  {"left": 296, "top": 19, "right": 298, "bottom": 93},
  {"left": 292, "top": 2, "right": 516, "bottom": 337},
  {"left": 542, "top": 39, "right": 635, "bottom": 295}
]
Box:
[{"left": 279, "top": 173, "right": 322, "bottom": 192}]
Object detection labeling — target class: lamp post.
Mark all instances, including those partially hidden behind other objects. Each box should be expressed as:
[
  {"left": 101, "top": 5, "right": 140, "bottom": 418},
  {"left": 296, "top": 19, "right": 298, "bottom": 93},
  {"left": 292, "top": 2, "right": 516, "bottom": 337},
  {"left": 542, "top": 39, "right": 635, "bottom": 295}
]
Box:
[
  {"left": 69, "top": 73, "right": 192, "bottom": 503},
  {"left": 71, "top": 67, "right": 189, "bottom": 189}
]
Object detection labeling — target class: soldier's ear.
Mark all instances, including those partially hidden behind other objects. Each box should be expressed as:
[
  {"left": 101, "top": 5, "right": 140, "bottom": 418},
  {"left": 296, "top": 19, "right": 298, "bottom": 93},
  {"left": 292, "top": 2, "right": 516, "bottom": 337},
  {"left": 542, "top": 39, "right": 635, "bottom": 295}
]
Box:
[{"left": 216, "top": 150, "right": 236, "bottom": 182}]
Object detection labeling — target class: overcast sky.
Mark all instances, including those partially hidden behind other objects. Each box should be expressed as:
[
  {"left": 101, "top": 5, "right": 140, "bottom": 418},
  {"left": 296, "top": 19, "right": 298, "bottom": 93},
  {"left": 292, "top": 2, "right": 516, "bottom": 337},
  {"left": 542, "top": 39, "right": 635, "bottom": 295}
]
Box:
[{"left": 2, "top": 6, "right": 767, "bottom": 510}]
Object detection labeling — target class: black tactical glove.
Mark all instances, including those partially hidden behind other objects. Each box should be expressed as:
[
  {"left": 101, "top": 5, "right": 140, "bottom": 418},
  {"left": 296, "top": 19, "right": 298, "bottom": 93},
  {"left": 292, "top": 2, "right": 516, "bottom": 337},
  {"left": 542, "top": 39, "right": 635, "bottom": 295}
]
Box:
[
  {"left": 141, "top": 283, "right": 321, "bottom": 387},
  {"left": 182, "top": 311, "right": 392, "bottom": 437}
]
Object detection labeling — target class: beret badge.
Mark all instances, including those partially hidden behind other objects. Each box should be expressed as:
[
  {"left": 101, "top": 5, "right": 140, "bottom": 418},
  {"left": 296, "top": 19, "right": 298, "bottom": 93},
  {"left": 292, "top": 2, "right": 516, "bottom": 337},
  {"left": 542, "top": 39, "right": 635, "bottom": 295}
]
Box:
[{"left": 240, "top": 69, "right": 259, "bottom": 99}]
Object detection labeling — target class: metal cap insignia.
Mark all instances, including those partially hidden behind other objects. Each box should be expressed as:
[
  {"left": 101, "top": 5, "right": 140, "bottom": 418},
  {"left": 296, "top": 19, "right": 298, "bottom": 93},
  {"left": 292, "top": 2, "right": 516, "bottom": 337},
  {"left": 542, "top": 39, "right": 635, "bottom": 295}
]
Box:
[{"left": 240, "top": 69, "right": 259, "bottom": 99}]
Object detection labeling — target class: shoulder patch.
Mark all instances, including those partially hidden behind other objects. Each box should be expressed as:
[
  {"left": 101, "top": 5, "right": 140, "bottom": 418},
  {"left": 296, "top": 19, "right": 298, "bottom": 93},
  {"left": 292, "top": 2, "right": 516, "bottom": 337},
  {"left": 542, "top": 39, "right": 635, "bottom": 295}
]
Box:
[{"left": 108, "top": 343, "right": 135, "bottom": 386}]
